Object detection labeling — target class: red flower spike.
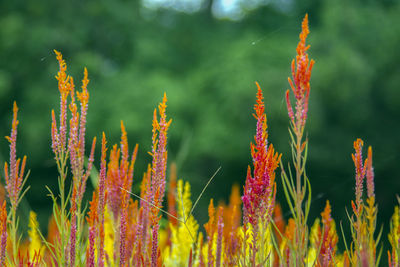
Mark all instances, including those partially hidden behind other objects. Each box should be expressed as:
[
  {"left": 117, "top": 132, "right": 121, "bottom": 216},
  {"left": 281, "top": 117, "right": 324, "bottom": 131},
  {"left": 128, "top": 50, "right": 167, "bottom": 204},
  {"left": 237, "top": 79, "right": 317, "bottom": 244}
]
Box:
[{"left": 242, "top": 83, "right": 281, "bottom": 226}]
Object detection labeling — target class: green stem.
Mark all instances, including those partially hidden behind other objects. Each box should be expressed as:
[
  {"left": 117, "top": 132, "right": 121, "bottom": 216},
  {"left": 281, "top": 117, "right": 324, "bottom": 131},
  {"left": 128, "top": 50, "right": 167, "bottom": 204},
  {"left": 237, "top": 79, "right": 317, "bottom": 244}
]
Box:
[
  {"left": 295, "top": 128, "right": 304, "bottom": 267},
  {"left": 55, "top": 149, "right": 68, "bottom": 266},
  {"left": 11, "top": 205, "right": 17, "bottom": 264}
]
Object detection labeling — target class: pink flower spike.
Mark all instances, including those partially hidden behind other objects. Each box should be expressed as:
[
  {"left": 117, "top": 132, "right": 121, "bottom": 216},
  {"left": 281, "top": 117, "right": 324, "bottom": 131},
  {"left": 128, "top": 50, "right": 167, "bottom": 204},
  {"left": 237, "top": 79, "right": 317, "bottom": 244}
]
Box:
[
  {"left": 285, "top": 89, "right": 295, "bottom": 123},
  {"left": 352, "top": 138, "right": 366, "bottom": 214},
  {"left": 0, "top": 202, "right": 7, "bottom": 266},
  {"left": 4, "top": 102, "right": 27, "bottom": 211},
  {"left": 366, "top": 146, "right": 375, "bottom": 198},
  {"left": 78, "top": 137, "right": 97, "bottom": 202},
  {"left": 216, "top": 207, "right": 224, "bottom": 267},
  {"left": 51, "top": 110, "right": 60, "bottom": 155},
  {"left": 77, "top": 67, "right": 90, "bottom": 155},
  {"left": 97, "top": 133, "right": 107, "bottom": 267}
]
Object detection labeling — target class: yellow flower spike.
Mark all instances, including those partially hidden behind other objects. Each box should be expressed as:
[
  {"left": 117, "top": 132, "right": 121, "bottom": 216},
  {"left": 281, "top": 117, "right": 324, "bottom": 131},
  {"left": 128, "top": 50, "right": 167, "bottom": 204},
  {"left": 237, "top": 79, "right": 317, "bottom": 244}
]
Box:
[
  {"left": 388, "top": 206, "right": 400, "bottom": 265},
  {"left": 28, "top": 211, "right": 44, "bottom": 261},
  {"left": 104, "top": 205, "right": 115, "bottom": 266},
  {"left": 76, "top": 67, "right": 89, "bottom": 107},
  {"left": 164, "top": 180, "right": 199, "bottom": 267}
]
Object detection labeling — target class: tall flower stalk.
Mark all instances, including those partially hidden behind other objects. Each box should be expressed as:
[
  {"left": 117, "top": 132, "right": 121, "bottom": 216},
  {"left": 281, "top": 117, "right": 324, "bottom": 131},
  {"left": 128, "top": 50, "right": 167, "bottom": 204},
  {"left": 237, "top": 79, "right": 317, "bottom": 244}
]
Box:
[
  {"left": 97, "top": 133, "right": 108, "bottom": 267},
  {"left": 4, "top": 102, "right": 29, "bottom": 263},
  {"left": 347, "top": 139, "right": 380, "bottom": 266},
  {"left": 51, "top": 50, "right": 97, "bottom": 266},
  {"left": 50, "top": 50, "right": 73, "bottom": 265},
  {"left": 68, "top": 67, "right": 97, "bottom": 267},
  {"left": 281, "top": 14, "right": 314, "bottom": 266},
  {"left": 105, "top": 121, "right": 138, "bottom": 265},
  {"left": 152, "top": 94, "right": 171, "bottom": 266},
  {"left": 242, "top": 82, "right": 281, "bottom": 266}
]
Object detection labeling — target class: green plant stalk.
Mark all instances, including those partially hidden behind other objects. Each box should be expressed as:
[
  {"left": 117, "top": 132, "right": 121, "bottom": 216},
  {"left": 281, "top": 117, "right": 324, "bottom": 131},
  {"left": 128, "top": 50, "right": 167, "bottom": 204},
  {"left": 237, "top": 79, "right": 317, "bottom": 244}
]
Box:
[
  {"left": 251, "top": 223, "right": 258, "bottom": 267},
  {"left": 293, "top": 124, "right": 307, "bottom": 266},
  {"left": 8, "top": 175, "right": 30, "bottom": 264},
  {"left": 260, "top": 220, "right": 265, "bottom": 265},
  {"left": 294, "top": 132, "right": 301, "bottom": 266},
  {"left": 55, "top": 149, "right": 69, "bottom": 266},
  {"left": 10, "top": 204, "right": 17, "bottom": 264},
  {"left": 76, "top": 201, "right": 82, "bottom": 265}
]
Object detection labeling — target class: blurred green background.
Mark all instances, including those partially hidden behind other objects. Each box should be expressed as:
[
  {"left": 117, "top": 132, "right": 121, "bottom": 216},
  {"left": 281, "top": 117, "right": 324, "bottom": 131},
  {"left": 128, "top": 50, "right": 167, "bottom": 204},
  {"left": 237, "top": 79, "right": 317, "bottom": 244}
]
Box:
[{"left": 1, "top": 0, "right": 399, "bottom": 253}]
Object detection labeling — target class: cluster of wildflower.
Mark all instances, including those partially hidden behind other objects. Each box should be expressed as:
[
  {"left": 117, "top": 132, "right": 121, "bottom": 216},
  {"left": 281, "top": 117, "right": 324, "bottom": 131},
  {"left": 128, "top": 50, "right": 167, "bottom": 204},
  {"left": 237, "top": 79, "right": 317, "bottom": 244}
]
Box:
[{"left": 0, "top": 14, "right": 398, "bottom": 267}]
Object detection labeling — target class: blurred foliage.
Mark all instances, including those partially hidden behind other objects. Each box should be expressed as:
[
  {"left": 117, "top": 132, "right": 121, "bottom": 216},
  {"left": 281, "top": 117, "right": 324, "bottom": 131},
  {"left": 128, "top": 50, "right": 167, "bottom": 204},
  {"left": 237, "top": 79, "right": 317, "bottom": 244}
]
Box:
[{"left": 0, "top": 0, "right": 399, "bottom": 251}]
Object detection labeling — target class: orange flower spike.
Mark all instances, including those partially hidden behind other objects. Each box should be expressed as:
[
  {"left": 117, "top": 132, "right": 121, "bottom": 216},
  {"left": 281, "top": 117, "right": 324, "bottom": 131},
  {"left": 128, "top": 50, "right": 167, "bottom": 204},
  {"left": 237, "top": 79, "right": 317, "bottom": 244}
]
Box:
[
  {"left": 319, "top": 201, "right": 338, "bottom": 265},
  {"left": 254, "top": 82, "right": 265, "bottom": 119},
  {"left": 76, "top": 68, "right": 89, "bottom": 107},
  {"left": 273, "top": 204, "right": 285, "bottom": 244},
  {"left": 284, "top": 218, "right": 296, "bottom": 242},
  {"left": 286, "top": 14, "right": 315, "bottom": 132},
  {"left": 54, "top": 50, "right": 66, "bottom": 79},
  {"left": 140, "top": 164, "right": 151, "bottom": 198},
  {"left": 120, "top": 121, "right": 129, "bottom": 162},
  {"left": 159, "top": 93, "right": 172, "bottom": 128},
  {"left": 204, "top": 199, "right": 216, "bottom": 235},
  {"left": 293, "top": 14, "right": 314, "bottom": 97},
  {"left": 86, "top": 192, "right": 98, "bottom": 226},
  {"left": 76, "top": 68, "right": 91, "bottom": 158},
  {"left": 106, "top": 144, "right": 121, "bottom": 218},
  {"left": 54, "top": 50, "right": 72, "bottom": 150},
  {"left": 127, "top": 143, "right": 139, "bottom": 190},
  {"left": 254, "top": 82, "right": 267, "bottom": 145},
  {"left": 54, "top": 50, "right": 71, "bottom": 95},
  {"left": 229, "top": 184, "right": 241, "bottom": 207},
  {"left": 151, "top": 109, "right": 159, "bottom": 157},
  {"left": 321, "top": 200, "right": 332, "bottom": 226},
  {"left": 68, "top": 77, "right": 77, "bottom": 114}
]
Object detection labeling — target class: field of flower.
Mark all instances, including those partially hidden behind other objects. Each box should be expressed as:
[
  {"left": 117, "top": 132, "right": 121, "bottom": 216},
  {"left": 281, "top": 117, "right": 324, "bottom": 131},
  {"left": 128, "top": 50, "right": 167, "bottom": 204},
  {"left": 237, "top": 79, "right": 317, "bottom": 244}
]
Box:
[{"left": 0, "top": 14, "right": 399, "bottom": 267}]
